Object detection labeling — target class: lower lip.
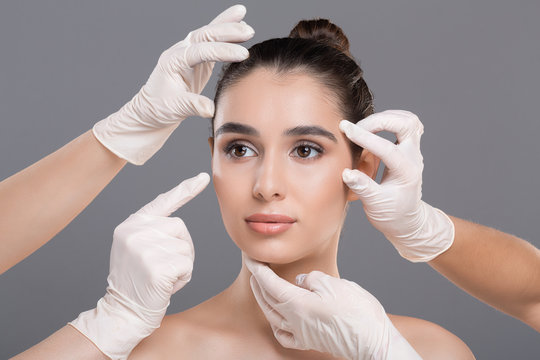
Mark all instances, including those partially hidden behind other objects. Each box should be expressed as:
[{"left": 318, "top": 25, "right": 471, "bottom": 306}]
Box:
[{"left": 246, "top": 221, "right": 294, "bottom": 235}]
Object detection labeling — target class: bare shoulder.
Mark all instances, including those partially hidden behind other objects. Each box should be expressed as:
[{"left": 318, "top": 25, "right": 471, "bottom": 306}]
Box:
[
  {"left": 128, "top": 312, "right": 200, "bottom": 359},
  {"left": 129, "top": 300, "right": 234, "bottom": 359},
  {"left": 387, "top": 313, "right": 475, "bottom": 360}
]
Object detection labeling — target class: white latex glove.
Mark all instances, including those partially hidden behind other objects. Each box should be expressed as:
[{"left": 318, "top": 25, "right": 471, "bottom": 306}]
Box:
[
  {"left": 244, "top": 255, "right": 422, "bottom": 360},
  {"left": 69, "top": 172, "right": 210, "bottom": 360},
  {"left": 93, "top": 4, "right": 254, "bottom": 165},
  {"left": 339, "top": 110, "right": 455, "bottom": 262}
]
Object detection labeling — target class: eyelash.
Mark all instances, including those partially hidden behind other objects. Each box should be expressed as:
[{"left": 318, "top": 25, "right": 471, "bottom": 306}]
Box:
[{"left": 222, "top": 140, "right": 325, "bottom": 161}]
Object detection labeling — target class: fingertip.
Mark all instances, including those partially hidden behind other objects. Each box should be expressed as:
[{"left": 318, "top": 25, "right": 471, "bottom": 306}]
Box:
[
  {"left": 232, "top": 4, "right": 247, "bottom": 16},
  {"left": 197, "top": 172, "right": 211, "bottom": 184},
  {"left": 339, "top": 119, "right": 353, "bottom": 133},
  {"left": 202, "top": 96, "right": 215, "bottom": 117},
  {"left": 342, "top": 168, "right": 355, "bottom": 183},
  {"left": 197, "top": 96, "right": 215, "bottom": 119},
  {"left": 237, "top": 46, "right": 250, "bottom": 60},
  {"left": 243, "top": 253, "right": 257, "bottom": 274},
  {"left": 239, "top": 21, "right": 255, "bottom": 37},
  {"left": 189, "top": 172, "right": 211, "bottom": 194},
  {"left": 209, "top": 4, "right": 247, "bottom": 26},
  {"left": 295, "top": 273, "right": 307, "bottom": 286}
]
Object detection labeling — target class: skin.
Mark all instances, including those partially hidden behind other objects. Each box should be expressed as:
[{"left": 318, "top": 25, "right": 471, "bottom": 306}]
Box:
[
  {"left": 11, "top": 326, "right": 108, "bottom": 360},
  {"left": 0, "top": 130, "right": 127, "bottom": 275},
  {"left": 129, "top": 68, "right": 474, "bottom": 359},
  {"left": 3, "top": 131, "right": 121, "bottom": 359},
  {"left": 429, "top": 215, "right": 540, "bottom": 332}
]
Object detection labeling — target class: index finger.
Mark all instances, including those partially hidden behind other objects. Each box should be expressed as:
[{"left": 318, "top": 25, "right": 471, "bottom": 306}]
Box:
[
  {"left": 209, "top": 4, "right": 247, "bottom": 25},
  {"left": 136, "top": 172, "right": 210, "bottom": 217},
  {"left": 340, "top": 120, "right": 405, "bottom": 171},
  {"left": 355, "top": 110, "right": 424, "bottom": 143},
  {"left": 244, "top": 254, "right": 306, "bottom": 303}
]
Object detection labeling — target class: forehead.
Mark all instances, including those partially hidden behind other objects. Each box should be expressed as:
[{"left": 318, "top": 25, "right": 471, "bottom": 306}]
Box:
[{"left": 214, "top": 68, "right": 343, "bottom": 131}]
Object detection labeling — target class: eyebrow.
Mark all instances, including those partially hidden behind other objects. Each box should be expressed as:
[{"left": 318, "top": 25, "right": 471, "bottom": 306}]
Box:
[{"left": 215, "top": 122, "right": 337, "bottom": 143}]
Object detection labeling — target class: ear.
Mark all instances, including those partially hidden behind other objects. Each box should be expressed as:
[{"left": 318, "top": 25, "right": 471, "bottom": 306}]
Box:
[
  {"left": 208, "top": 137, "right": 214, "bottom": 157},
  {"left": 346, "top": 149, "right": 381, "bottom": 202}
]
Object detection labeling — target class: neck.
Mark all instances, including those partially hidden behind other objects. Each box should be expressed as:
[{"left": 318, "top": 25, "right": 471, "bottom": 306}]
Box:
[{"left": 219, "top": 235, "right": 340, "bottom": 337}]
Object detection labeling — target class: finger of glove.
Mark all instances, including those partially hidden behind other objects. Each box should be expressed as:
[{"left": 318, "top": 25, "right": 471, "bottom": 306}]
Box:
[
  {"left": 295, "top": 270, "right": 328, "bottom": 292},
  {"left": 185, "top": 42, "right": 249, "bottom": 68},
  {"left": 297, "top": 271, "right": 343, "bottom": 303},
  {"left": 340, "top": 120, "right": 405, "bottom": 172},
  {"left": 171, "top": 253, "right": 195, "bottom": 293},
  {"left": 154, "top": 227, "right": 194, "bottom": 262},
  {"left": 137, "top": 172, "right": 210, "bottom": 217},
  {"left": 189, "top": 22, "right": 254, "bottom": 44},
  {"left": 342, "top": 168, "right": 381, "bottom": 197},
  {"left": 355, "top": 110, "right": 424, "bottom": 144},
  {"left": 131, "top": 215, "right": 188, "bottom": 238},
  {"left": 273, "top": 327, "right": 298, "bottom": 350},
  {"left": 209, "top": 4, "right": 247, "bottom": 25},
  {"left": 175, "top": 92, "right": 215, "bottom": 119},
  {"left": 135, "top": 230, "right": 194, "bottom": 264},
  {"left": 244, "top": 255, "right": 307, "bottom": 303},
  {"left": 250, "top": 275, "right": 288, "bottom": 329},
  {"left": 118, "top": 214, "right": 194, "bottom": 257}
]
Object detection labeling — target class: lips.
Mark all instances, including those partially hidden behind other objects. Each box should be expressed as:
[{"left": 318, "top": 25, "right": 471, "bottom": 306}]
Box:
[
  {"left": 245, "top": 213, "right": 296, "bottom": 235},
  {"left": 245, "top": 213, "right": 296, "bottom": 223}
]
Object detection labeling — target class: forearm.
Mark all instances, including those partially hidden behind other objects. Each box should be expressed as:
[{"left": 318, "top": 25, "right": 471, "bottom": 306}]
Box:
[
  {"left": 0, "top": 130, "right": 127, "bottom": 274},
  {"left": 11, "top": 325, "right": 109, "bottom": 360},
  {"left": 429, "top": 215, "right": 540, "bottom": 331}
]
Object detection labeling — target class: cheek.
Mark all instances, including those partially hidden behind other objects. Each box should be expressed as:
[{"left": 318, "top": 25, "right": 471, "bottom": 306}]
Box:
[
  {"left": 292, "top": 145, "right": 351, "bottom": 199},
  {"left": 211, "top": 150, "right": 351, "bottom": 264},
  {"left": 287, "top": 157, "right": 350, "bottom": 238},
  {"left": 213, "top": 159, "right": 239, "bottom": 214},
  {"left": 212, "top": 158, "right": 251, "bottom": 238}
]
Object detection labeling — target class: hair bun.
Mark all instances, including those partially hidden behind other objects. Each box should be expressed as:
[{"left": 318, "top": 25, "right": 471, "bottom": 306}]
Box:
[{"left": 288, "top": 18, "right": 351, "bottom": 56}]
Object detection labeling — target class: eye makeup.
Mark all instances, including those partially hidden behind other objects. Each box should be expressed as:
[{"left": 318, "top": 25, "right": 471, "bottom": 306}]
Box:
[{"left": 221, "top": 139, "right": 325, "bottom": 161}]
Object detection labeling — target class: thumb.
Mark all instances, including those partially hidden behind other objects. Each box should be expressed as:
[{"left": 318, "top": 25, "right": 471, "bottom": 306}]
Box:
[
  {"left": 176, "top": 92, "right": 215, "bottom": 119},
  {"left": 342, "top": 168, "right": 380, "bottom": 198},
  {"left": 295, "top": 271, "right": 327, "bottom": 291},
  {"left": 137, "top": 172, "right": 210, "bottom": 217}
]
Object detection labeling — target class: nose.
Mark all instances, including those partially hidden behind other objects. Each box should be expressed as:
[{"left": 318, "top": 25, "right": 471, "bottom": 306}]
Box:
[{"left": 252, "top": 152, "right": 287, "bottom": 202}]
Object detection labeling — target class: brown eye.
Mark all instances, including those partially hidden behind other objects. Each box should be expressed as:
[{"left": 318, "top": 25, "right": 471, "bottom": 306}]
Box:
[
  {"left": 296, "top": 146, "right": 311, "bottom": 158},
  {"left": 292, "top": 143, "right": 323, "bottom": 159},
  {"left": 233, "top": 145, "right": 248, "bottom": 157}
]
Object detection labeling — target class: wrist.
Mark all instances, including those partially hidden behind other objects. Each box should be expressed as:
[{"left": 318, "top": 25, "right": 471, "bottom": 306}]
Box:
[
  {"left": 381, "top": 320, "right": 422, "bottom": 359},
  {"left": 92, "top": 93, "right": 179, "bottom": 165},
  {"left": 69, "top": 289, "right": 166, "bottom": 360},
  {"left": 392, "top": 202, "right": 455, "bottom": 263}
]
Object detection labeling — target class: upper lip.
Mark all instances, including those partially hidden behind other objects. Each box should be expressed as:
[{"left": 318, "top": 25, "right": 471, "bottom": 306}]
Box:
[{"left": 245, "top": 213, "right": 296, "bottom": 223}]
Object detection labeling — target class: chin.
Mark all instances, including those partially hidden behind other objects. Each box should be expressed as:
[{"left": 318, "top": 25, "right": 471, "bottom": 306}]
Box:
[{"left": 237, "top": 240, "right": 309, "bottom": 265}]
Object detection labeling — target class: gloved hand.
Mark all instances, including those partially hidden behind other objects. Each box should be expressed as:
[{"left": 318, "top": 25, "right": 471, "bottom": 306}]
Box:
[
  {"left": 339, "top": 110, "right": 455, "bottom": 262},
  {"left": 93, "top": 4, "right": 254, "bottom": 165},
  {"left": 69, "top": 172, "right": 210, "bottom": 360},
  {"left": 244, "top": 255, "right": 421, "bottom": 360}
]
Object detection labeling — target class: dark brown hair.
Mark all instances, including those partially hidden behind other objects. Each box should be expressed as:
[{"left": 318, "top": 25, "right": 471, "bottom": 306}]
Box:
[{"left": 212, "top": 18, "right": 374, "bottom": 157}]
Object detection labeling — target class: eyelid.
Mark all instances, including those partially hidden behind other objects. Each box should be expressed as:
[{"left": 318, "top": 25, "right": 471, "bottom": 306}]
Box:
[
  {"left": 290, "top": 140, "right": 325, "bottom": 159},
  {"left": 294, "top": 139, "right": 324, "bottom": 150},
  {"left": 222, "top": 139, "right": 258, "bottom": 158},
  {"left": 221, "top": 138, "right": 325, "bottom": 159}
]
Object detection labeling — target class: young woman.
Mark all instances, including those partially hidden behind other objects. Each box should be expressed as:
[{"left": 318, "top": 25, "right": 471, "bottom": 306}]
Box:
[
  {"left": 10, "top": 5, "right": 536, "bottom": 359},
  {"left": 127, "top": 19, "right": 474, "bottom": 359}
]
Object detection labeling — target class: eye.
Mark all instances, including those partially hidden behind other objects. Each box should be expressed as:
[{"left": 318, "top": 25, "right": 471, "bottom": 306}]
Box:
[
  {"left": 224, "top": 142, "right": 257, "bottom": 158},
  {"left": 291, "top": 142, "right": 323, "bottom": 159}
]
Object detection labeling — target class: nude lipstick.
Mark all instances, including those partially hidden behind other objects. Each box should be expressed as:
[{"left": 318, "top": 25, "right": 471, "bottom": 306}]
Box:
[{"left": 245, "top": 213, "right": 296, "bottom": 235}]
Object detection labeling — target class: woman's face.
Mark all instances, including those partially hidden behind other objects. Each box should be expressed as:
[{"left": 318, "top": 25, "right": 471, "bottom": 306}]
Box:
[{"left": 211, "top": 68, "right": 367, "bottom": 265}]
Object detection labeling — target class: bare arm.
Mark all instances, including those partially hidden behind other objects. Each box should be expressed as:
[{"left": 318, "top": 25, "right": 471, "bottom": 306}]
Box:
[
  {"left": 0, "top": 130, "right": 127, "bottom": 274},
  {"left": 11, "top": 325, "right": 109, "bottom": 360},
  {"left": 429, "top": 215, "right": 540, "bottom": 331}
]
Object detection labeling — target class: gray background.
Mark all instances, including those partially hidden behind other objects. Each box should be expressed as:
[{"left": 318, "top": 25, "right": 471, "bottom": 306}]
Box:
[{"left": 1, "top": 0, "right": 539, "bottom": 358}]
